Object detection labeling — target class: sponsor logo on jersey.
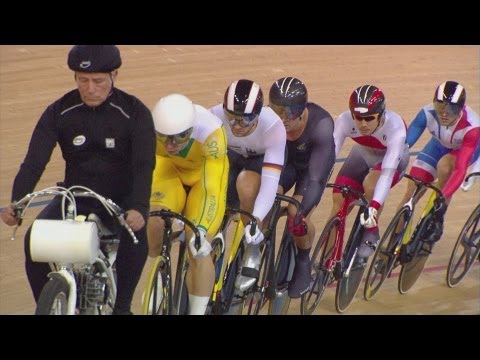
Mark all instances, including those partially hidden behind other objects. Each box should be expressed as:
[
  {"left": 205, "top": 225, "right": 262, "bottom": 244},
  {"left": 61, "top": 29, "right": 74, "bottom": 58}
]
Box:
[
  {"left": 296, "top": 142, "right": 307, "bottom": 151},
  {"left": 73, "top": 135, "right": 86, "bottom": 146}
]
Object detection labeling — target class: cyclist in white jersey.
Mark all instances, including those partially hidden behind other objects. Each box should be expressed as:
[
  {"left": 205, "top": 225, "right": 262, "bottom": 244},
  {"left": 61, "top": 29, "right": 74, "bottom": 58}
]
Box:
[
  {"left": 329, "top": 85, "right": 409, "bottom": 259},
  {"left": 210, "top": 79, "right": 286, "bottom": 290}
]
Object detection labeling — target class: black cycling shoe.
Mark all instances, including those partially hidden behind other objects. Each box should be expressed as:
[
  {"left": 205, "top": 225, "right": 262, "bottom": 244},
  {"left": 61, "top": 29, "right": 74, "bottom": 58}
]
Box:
[{"left": 288, "top": 258, "right": 312, "bottom": 299}]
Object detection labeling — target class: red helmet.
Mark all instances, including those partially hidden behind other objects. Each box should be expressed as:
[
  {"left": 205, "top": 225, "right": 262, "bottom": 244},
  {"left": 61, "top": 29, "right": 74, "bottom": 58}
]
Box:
[{"left": 349, "top": 85, "right": 385, "bottom": 117}]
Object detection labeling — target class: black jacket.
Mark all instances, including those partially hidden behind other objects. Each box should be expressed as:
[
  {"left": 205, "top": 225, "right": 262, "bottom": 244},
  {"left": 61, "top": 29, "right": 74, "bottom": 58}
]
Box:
[{"left": 12, "top": 88, "right": 156, "bottom": 219}]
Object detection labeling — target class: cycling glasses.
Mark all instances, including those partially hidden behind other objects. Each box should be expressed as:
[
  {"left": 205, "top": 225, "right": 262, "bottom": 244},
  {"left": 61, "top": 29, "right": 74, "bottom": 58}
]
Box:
[
  {"left": 156, "top": 127, "right": 193, "bottom": 145},
  {"left": 433, "top": 101, "right": 462, "bottom": 118},
  {"left": 269, "top": 103, "right": 305, "bottom": 121},
  {"left": 352, "top": 112, "right": 382, "bottom": 122},
  {"left": 224, "top": 109, "right": 259, "bottom": 128}
]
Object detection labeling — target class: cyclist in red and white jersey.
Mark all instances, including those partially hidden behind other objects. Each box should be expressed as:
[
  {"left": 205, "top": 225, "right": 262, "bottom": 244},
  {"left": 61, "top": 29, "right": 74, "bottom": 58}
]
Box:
[{"left": 329, "top": 84, "right": 409, "bottom": 259}]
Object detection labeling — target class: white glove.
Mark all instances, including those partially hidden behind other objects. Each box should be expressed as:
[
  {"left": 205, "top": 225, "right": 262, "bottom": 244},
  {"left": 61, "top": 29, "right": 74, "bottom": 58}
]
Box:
[
  {"left": 244, "top": 222, "right": 264, "bottom": 245},
  {"left": 189, "top": 228, "right": 212, "bottom": 258},
  {"left": 360, "top": 207, "right": 378, "bottom": 229}
]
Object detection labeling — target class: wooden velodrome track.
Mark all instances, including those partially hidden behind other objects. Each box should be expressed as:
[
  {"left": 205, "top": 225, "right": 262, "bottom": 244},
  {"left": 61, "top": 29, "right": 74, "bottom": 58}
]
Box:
[{"left": 0, "top": 45, "right": 478, "bottom": 315}]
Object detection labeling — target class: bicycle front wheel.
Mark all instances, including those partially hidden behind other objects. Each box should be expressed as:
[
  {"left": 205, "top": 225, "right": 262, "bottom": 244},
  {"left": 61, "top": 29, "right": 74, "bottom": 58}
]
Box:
[
  {"left": 142, "top": 256, "right": 169, "bottom": 315},
  {"left": 301, "top": 216, "right": 339, "bottom": 315},
  {"left": 335, "top": 226, "right": 367, "bottom": 313},
  {"left": 447, "top": 204, "right": 480, "bottom": 288},
  {"left": 268, "top": 232, "right": 295, "bottom": 315},
  {"left": 398, "top": 215, "right": 433, "bottom": 294},
  {"left": 221, "top": 242, "right": 245, "bottom": 315},
  {"left": 35, "top": 277, "right": 70, "bottom": 315},
  {"left": 364, "top": 207, "right": 409, "bottom": 301}
]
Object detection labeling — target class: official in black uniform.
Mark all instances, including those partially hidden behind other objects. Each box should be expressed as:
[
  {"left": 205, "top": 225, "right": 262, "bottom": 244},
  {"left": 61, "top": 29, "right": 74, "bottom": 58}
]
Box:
[{"left": 0, "top": 45, "right": 156, "bottom": 315}]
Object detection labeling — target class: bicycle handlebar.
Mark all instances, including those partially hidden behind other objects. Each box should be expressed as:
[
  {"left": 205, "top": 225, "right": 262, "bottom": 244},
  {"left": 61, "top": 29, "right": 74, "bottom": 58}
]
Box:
[
  {"left": 225, "top": 207, "right": 258, "bottom": 236},
  {"left": 403, "top": 174, "right": 445, "bottom": 203},
  {"left": 149, "top": 209, "right": 202, "bottom": 250},
  {"left": 326, "top": 183, "right": 369, "bottom": 207},
  {"left": 466, "top": 172, "right": 480, "bottom": 182},
  {"left": 10, "top": 185, "right": 139, "bottom": 244},
  {"left": 274, "top": 193, "right": 304, "bottom": 226}
]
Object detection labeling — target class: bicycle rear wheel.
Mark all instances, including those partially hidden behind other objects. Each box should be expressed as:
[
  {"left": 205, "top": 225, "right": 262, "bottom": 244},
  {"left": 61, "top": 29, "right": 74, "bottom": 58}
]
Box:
[
  {"left": 364, "top": 207, "right": 409, "bottom": 301},
  {"left": 335, "top": 219, "right": 366, "bottom": 313},
  {"left": 447, "top": 204, "right": 480, "bottom": 288},
  {"left": 398, "top": 214, "right": 433, "bottom": 294},
  {"left": 35, "top": 277, "right": 70, "bottom": 315},
  {"left": 301, "top": 216, "right": 339, "bottom": 315}
]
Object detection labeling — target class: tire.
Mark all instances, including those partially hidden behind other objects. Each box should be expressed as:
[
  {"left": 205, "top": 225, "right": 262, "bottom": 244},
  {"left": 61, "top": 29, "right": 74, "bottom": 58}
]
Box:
[
  {"left": 35, "top": 277, "right": 70, "bottom": 315},
  {"left": 398, "top": 214, "right": 434, "bottom": 294},
  {"left": 208, "top": 213, "right": 237, "bottom": 315},
  {"left": 364, "top": 207, "right": 410, "bottom": 301},
  {"left": 335, "top": 216, "right": 367, "bottom": 313},
  {"left": 173, "top": 243, "right": 189, "bottom": 315},
  {"left": 249, "top": 241, "right": 272, "bottom": 315},
  {"left": 142, "top": 256, "right": 170, "bottom": 315},
  {"left": 268, "top": 231, "right": 295, "bottom": 315},
  {"left": 446, "top": 204, "right": 480, "bottom": 288},
  {"left": 301, "top": 216, "right": 339, "bottom": 315},
  {"left": 221, "top": 242, "right": 245, "bottom": 315}
]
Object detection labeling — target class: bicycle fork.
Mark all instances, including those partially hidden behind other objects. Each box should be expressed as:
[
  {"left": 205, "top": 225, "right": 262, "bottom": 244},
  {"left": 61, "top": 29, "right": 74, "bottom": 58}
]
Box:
[{"left": 48, "top": 267, "right": 77, "bottom": 315}]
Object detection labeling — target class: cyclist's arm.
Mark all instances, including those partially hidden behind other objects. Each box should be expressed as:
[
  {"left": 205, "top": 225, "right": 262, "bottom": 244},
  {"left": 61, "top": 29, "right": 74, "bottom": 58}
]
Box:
[
  {"left": 333, "top": 112, "right": 349, "bottom": 158},
  {"left": 196, "top": 126, "right": 229, "bottom": 233},
  {"left": 252, "top": 120, "right": 286, "bottom": 221},
  {"left": 371, "top": 130, "right": 407, "bottom": 209},
  {"left": 129, "top": 102, "right": 156, "bottom": 219},
  {"left": 301, "top": 117, "right": 335, "bottom": 216},
  {"left": 406, "top": 109, "right": 427, "bottom": 148},
  {"left": 12, "top": 105, "right": 58, "bottom": 202},
  {"left": 442, "top": 127, "right": 480, "bottom": 199}
]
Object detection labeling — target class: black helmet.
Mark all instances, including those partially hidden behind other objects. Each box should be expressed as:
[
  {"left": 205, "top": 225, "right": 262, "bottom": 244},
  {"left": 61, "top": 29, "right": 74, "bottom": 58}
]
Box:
[
  {"left": 223, "top": 79, "right": 263, "bottom": 120},
  {"left": 349, "top": 85, "right": 386, "bottom": 117},
  {"left": 269, "top": 77, "right": 308, "bottom": 119},
  {"left": 68, "top": 45, "right": 122, "bottom": 73},
  {"left": 433, "top": 81, "right": 466, "bottom": 117}
]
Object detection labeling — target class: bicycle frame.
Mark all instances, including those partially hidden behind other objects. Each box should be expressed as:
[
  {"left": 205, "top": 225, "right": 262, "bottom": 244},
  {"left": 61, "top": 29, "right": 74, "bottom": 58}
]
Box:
[
  {"left": 325, "top": 185, "right": 368, "bottom": 273},
  {"left": 210, "top": 208, "right": 254, "bottom": 307},
  {"left": 142, "top": 209, "right": 200, "bottom": 315}
]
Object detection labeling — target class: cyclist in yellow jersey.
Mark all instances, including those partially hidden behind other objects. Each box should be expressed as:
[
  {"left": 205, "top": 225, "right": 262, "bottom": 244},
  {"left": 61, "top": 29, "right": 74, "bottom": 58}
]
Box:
[{"left": 148, "top": 94, "right": 229, "bottom": 315}]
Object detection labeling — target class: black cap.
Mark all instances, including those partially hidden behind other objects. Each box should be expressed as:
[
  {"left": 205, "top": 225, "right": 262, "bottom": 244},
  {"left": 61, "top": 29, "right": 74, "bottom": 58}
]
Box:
[{"left": 67, "top": 45, "right": 122, "bottom": 73}]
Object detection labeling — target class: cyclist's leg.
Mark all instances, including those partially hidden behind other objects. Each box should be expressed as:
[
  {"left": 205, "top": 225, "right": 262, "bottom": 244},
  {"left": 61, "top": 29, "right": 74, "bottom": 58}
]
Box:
[
  {"left": 280, "top": 167, "right": 317, "bottom": 298},
  {"left": 233, "top": 155, "right": 265, "bottom": 290},
  {"left": 184, "top": 173, "right": 226, "bottom": 315},
  {"left": 24, "top": 197, "right": 63, "bottom": 302},
  {"left": 328, "top": 147, "right": 368, "bottom": 256},
  {"left": 461, "top": 142, "right": 480, "bottom": 191},
  {"left": 148, "top": 156, "right": 187, "bottom": 257},
  {"left": 358, "top": 147, "right": 409, "bottom": 258},
  {"left": 114, "top": 226, "right": 148, "bottom": 315}
]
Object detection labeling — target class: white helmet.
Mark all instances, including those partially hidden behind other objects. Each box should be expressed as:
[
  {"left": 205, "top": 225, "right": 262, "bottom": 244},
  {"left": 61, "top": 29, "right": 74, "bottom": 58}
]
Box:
[{"left": 152, "top": 94, "right": 195, "bottom": 135}]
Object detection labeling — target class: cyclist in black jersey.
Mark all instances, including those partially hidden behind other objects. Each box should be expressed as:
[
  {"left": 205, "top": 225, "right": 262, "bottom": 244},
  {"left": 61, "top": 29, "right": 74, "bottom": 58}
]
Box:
[{"left": 269, "top": 77, "right": 335, "bottom": 298}]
